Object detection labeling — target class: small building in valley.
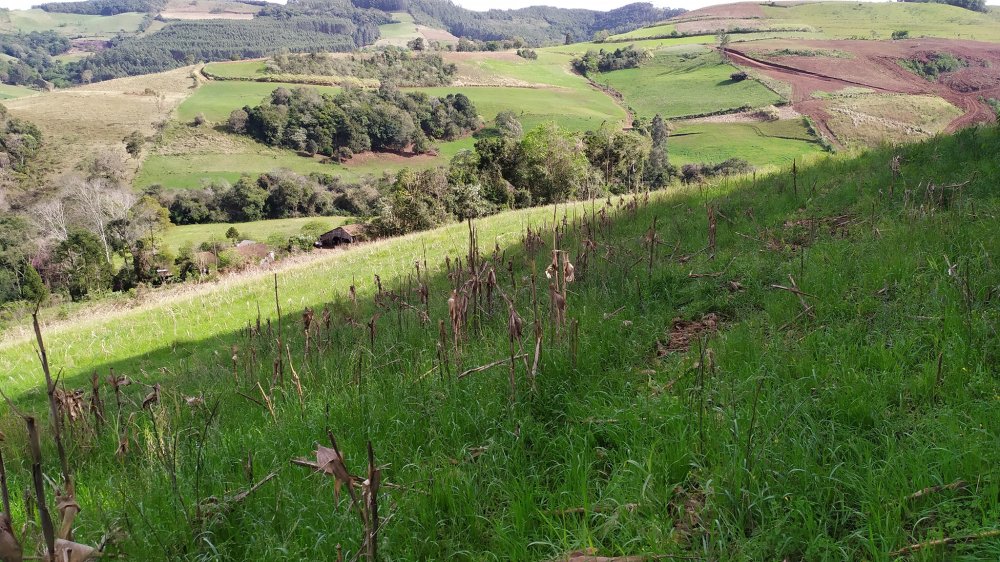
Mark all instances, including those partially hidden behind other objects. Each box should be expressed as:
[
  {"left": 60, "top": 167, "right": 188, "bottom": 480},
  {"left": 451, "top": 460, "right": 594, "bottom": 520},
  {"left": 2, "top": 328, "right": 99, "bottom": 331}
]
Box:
[{"left": 317, "top": 224, "right": 367, "bottom": 248}]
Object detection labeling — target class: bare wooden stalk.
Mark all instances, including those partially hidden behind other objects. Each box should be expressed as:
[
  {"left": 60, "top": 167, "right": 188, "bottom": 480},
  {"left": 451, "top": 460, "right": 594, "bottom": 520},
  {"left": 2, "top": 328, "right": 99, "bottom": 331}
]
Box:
[
  {"left": 25, "top": 417, "right": 56, "bottom": 562},
  {"left": 364, "top": 441, "right": 380, "bottom": 562},
  {"left": 32, "top": 307, "right": 72, "bottom": 494},
  {"left": 0, "top": 449, "right": 10, "bottom": 518},
  {"left": 274, "top": 274, "right": 284, "bottom": 384},
  {"left": 890, "top": 529, "right": 1000, "bottom": 557},
  {"left": 707, "top": 206, "right": 717, "bottom": 258}
]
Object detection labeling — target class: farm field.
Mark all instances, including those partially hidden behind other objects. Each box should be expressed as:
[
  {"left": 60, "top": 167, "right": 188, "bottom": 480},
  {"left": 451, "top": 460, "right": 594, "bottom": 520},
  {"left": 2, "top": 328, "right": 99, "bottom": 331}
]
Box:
[
  {"left": 162, "top": 216, "right": 349, "bottom": 253},
  {"left": 669, "top": 118, "right": 825, "bottom": 168},
  {"left": 0, "top": 84, "right": 38, "bottom": 100},
  {"left": 376, "top": 11, "right": 421, "bottom": 46},
  {"left": 4, "top": 66, "right": 198, "bottom": 185},
  {"left": 762, "top": 1, "right": 1000, "bottom": 42},
  {"left": 175, "top": 80, "right": 341, "bottom": 123},
  {"left": 0, "top": 125, "right": 998, "bottom": 559},
  {"left": 0, "top": 8, "right": 145, "bottom": 37},
  {"left": 141, "top": 72, "right": 625, "bottom": 189},
  {"left": 599, "top": 45, "right": 784, "bottom": 119},
  {"left": 158, "top": 0, "right": 259, "bottom": 20},
  {"left": 201, "top": 60, "right": 268, "bottom": 80},
  {"left": 376, "top": 11, "right": 457, "bottom": 47},
  {"left": 823, "top": 93, "right": 963, "bottom": 149}
]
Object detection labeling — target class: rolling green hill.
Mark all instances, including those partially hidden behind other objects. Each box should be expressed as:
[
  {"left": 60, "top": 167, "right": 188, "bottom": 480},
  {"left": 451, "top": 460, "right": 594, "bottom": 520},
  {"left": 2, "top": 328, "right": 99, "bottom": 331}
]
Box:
[{"left": 1, "top": 121, "right": 997, "bottom": 560}]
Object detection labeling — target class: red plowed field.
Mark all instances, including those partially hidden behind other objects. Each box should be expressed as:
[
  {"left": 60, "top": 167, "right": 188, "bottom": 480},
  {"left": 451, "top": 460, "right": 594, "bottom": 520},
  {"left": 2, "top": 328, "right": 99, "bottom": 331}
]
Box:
[{"left": 725, "top": 38, "right": 1000, "bottom": 145}]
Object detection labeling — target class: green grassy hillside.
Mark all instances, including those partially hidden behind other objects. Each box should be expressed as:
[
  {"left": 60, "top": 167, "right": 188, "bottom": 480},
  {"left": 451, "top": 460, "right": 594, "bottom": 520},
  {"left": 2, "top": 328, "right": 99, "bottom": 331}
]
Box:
[
  {"left": 0, "top": 8, "right": 145, "bottom": 37},
  {"left": 142, "top": 59, "right": 626, "bottom": 189},
  {"left": 161, "top": 216, "right": 349, "bottom": 253},
  {"left": 597, "top": 45, "right": 783, "bottom": 119},
  {"left": 670, "top": 118, "right": 825, "bottom": 168},
  {"left": 1, "top": 123, "right": 997, "bottom": 559}
]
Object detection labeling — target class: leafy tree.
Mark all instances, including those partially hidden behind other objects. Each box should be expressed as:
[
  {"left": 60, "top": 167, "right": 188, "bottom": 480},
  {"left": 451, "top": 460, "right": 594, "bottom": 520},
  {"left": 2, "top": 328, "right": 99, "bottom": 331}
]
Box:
[
  {"left": 407, "top": 37, "right": 426, "bottom": 51},
  {"left": 21, "top": 263, "right": 48, "bottom": 306},
  {"left": 645, "top": 114, "right": 672, "bottom": 187},
  {"left": 494, "top": 111, "right": 523, "bottom": 139},
  {"left": 53, "top": 228, "right": 112, "bottom": 301},
  {"left": 225, "top": 226, "right": 241, "bottom": 242},
  {"left": 584, "top": 124, "right": 651, "bottom": 193},
  {"left": 227, "top": 109, "right": 249, "bottom": 134},
  {"left": 572, "top": 46, "right": 651, "bottom": 75},
  {"left": 520, "top": 122, "right": 592, "bottom": 204},
  {"left": 124, "top": 130, "right": 145, "bottom": 158},
  {"left": 222, "top": 176, "right": 268, "bottom": 222}
]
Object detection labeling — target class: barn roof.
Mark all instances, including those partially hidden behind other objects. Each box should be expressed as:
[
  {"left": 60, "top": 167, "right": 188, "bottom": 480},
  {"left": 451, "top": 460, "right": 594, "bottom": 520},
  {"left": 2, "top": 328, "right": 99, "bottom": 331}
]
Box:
[{"left": 321, "top": 223, "right": 366, "bottom": 238}]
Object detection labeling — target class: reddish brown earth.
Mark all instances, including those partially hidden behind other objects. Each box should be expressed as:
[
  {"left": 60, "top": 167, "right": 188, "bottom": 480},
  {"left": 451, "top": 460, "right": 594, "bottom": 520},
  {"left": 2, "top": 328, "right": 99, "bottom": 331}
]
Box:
[
  {"left": 724, "top": 38, "right": 1000, "bottom": 145},
  {"left": 672, "top": 2, "right": 766, "bottom": 21}
]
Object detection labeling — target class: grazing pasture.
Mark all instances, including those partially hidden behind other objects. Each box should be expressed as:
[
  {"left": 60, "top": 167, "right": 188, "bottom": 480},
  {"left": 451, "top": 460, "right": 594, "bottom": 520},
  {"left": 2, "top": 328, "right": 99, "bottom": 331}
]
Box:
[{"left": 598, "top": 45, "right": 784, "bottom": 119}]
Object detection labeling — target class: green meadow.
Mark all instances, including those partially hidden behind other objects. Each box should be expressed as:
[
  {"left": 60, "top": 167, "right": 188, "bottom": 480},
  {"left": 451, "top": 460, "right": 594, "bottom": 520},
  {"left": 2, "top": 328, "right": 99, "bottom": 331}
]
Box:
[
  {"left": 0, "top": 83, "right": 38, "bottom": 100},
  {"left": 598, "top": 45, "right": 784, "bottom": 119},
  {"left": 0, "top": 8, "right": 145, "bottom": 37},
  {"left": 161, "top": 216, "right": 349, "bottom": 253},
  {"left": 669, "top": 118, "right": 825, "bottom": 168},
  {"left": 762, "top": 1, "right": 1000, "bottom": 41},
  {"left": 144, "top": 72, "right": 625, "bottom": 189}
]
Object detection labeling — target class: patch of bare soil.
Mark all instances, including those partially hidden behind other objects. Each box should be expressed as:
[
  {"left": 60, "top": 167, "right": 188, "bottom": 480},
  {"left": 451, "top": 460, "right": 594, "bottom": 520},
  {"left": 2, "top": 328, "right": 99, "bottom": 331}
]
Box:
[
  {"left": 159, "top": 11, "right": 253, "bottom": 20},
  {"left": 341, "top": 150, "right": 441, "bottom": 168},
  {"left": 682, "top": 105, "right": 800, "bottom": 124},
  {"left": 657, "top": 313, "right": 720, "bottom": 355},
  {"left": 418, "top": 25, "right": 458, "bottom": 42},
  {"left": 727, "top": 38, "right": 1000, "bottom": 141}
]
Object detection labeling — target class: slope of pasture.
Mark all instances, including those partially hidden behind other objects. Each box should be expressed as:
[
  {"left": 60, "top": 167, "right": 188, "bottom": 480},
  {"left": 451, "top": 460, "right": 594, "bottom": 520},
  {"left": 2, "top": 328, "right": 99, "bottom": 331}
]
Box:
[
  {"left": 158, "top": 0, "right": 259, "bottom": 20},
  {"left": 1, "top": 126, "right": 999, "bottom": 560},
  {"left": 0, "top": 84, "right": 37, "bottom": 100},
  {"left": 136, "top": 126, "right": 339, "bottom": 190},
  {"left": 761, "top": 1, "right": 1000, "bottom": 42},
  {"left": 669, "top": 118, "right": 825, "bottom": 168},
  {"left": 4, "top": 66, "right": 198, "bottom": 185},
  {"left": 202, "top": 60, "right": 268, "bottom": 80},
  {"left": 141, "top": 71, "right": 625, "bottom": 189},
  {"left": 608, "top": 23, "right": 677, "bottom": 41},
  {"left": 598, "top": 45, "right": 784, "bottom": 119},
  {"left": 175, "top": 80, "right": 341, "bottom": 123},
  {"left": 162, "top": 216, "right": 349, "bottom": 253},
  {"left": 0, "top": 200, "right": 604, "bottom": 389},
  {"left": 0, "top": 8, "right": 145, "bottom": 37},
  {"left": 376, "top": 11, "right": 457, "bottom": 47}
]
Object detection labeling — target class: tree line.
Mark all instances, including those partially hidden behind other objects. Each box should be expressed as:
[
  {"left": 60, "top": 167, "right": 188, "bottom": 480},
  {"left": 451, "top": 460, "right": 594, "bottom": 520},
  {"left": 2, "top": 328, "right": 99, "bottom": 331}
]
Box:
[
  {"left": 5, "top": 1, "right": 393, "bottom": 86},
  {"left": 37, "top": 0, "right": 165, "bottom": 15},
  {"left": 571, "top": 45, "right": 652, "bottom": 75},
  {"left": 265, "top": 47, "right": 457, "bottom": 87},
  {"left": 406, "top": 0, "right": 685, "bottom": 45},
  {"left": 234, "top": 85, "right": 481, "bottom": 159},
  {"left": 0, "top": 31, "right": 72, "bottom": 87}
]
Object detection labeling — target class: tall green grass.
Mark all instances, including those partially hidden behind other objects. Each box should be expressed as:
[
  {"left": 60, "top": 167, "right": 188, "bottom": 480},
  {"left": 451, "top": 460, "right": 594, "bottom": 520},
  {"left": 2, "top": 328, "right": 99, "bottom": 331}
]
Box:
[{"left": 1, "top": 125, "right": 999, "bottom": 560}]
